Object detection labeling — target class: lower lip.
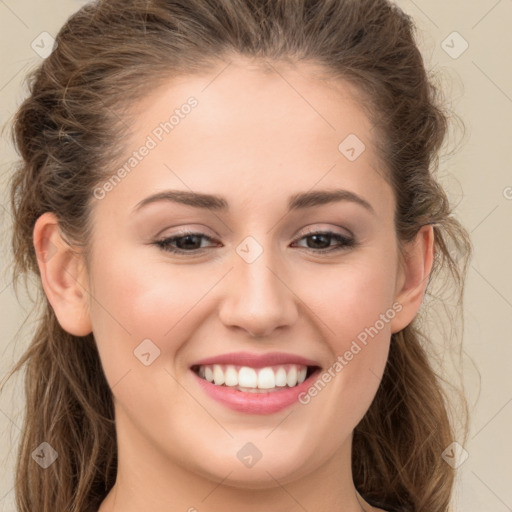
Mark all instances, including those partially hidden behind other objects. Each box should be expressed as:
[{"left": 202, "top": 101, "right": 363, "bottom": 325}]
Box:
[{"left": 191, "top": 368, "right": 321, "bottom": 414}]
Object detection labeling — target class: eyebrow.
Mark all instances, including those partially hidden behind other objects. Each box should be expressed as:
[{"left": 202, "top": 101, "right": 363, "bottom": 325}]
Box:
[{"left": 132, "top": 188, "right": 376, "bottom": 215}]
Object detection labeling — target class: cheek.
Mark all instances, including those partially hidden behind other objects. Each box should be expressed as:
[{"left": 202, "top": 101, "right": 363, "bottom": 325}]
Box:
[
  {"left": 300, "top": 256, "right": 396, "bottom": 418},
  {"left": 88, "top": 248, "right": 209, "bottom": 339},
  {"left": 310, "top": 252, "right": 398, "bottom": 343},
  {"left": 86, "top": 248, "right": 210, "bottom": 392},
  {"left": 86, "top": 253, "right": 206, "bottom": 429}
]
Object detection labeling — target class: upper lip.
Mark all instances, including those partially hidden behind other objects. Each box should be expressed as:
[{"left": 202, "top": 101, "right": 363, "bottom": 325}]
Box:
[{"left": 191, "top": 351, "right": 321, "bottom": 369}]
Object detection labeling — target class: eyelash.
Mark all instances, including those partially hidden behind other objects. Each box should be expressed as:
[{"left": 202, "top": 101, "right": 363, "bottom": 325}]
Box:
[{"left": 153, "top": 230, "right": 357, "bottom": 255}]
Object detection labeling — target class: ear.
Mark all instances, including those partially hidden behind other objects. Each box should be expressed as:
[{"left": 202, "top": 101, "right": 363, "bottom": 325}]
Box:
[
  {"left": 390, "top": 224, "right": 435, "bottom": 333},
  {"left": 33, "top": 212, "right": 92, "bottom": 336}
]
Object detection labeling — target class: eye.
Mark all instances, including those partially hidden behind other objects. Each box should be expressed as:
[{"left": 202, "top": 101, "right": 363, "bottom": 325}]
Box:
[
  {"left": 153, "top": 229, "right": 356, "bottom": 255},
  {"left": 154, "top": 231, "right": 219, "bottom": 254},
  {"left": 291, "top": 231, "right": 356, "bottom": 253}
]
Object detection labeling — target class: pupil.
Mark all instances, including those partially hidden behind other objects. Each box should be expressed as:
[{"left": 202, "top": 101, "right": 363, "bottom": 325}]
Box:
[
  {"left": 178, "top": 235, "right": 200, "bottom": 249},
  {"left": 309, "top": 234, "right": 329, "bottom": 249}
]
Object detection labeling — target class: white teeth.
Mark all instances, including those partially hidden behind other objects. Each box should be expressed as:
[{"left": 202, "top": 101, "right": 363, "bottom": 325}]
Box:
[
  {"left": 257, "top": 367, "right": 275, "bottom": 389},
  {"left": 275, "top": 367, "right": 287, "bottom": 387},
  {"left": 213, "top": 364, "right": 224, "bottom": 385},
  {"left": 195, "top": 363, "right": 312, "bottom": 390},
  {"left": 287, "top": 366, "right": 298, "bottom": 387},
  {"left": 204, "top": 366, "right": 214, "bottom": 383},
  {"left": 224, "top": 365, "right": 238, "bottom": 386},
  {"left": 238, "top": 367, "right": 257, "bottom": 387}
]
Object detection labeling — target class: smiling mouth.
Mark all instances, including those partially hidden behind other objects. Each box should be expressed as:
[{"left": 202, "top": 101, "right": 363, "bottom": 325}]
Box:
[{"left": 191, "top": 363, "right": 321, "bottom": 393}]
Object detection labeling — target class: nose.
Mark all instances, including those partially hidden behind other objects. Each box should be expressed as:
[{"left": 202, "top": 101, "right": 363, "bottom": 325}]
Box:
[{"left": 218, "top": 250, "right": 299, "bottom": 338}]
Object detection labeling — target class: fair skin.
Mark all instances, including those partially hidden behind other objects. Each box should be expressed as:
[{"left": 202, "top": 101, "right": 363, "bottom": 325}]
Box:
[{"left": 33, "top": 58, "right": 433, "bottom": 512}]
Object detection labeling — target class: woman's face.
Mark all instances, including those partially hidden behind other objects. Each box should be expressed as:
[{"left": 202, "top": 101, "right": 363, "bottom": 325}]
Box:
[{"left": 82, "top": 59, "right": 412, "bottom": 489}]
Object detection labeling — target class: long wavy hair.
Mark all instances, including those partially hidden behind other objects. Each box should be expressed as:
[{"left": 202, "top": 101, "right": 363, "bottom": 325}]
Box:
[{"left": 2, "top": 1, "right": 472, "bottom": 511}]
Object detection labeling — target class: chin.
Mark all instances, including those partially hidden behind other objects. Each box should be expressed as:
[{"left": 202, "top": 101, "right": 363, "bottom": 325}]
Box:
[{"left": 191, "top": 447, "right": 317, "bottom": 490}]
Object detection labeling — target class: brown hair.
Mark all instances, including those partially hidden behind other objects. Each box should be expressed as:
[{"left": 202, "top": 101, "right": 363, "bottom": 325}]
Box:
[{"left": 3, "top": 1, "right": 471, "bottom": 511}]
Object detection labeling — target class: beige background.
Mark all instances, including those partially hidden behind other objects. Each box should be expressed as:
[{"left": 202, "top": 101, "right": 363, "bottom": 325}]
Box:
[{"left": 0, "top": 1, "right": 511, "bottom": 510}]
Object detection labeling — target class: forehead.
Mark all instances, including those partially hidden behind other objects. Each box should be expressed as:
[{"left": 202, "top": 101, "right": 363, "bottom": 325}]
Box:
[
  {"left": 93, "top": 58, "right": 391, "bottom": 220},
  {"left": 132, "top": 58, "right": 375, "bottom": 148}
]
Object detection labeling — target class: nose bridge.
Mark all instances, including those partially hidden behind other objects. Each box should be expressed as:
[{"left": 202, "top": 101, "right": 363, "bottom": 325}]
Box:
[{"left": 218, "top": 239, "right": 298, "bottom": 337}]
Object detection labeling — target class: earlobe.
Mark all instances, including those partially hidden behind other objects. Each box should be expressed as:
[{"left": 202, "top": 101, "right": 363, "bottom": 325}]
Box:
[
  {"left": 33, "top": 212, "right": 92, "bottom": 336},
  {"left": 390, "top": 224, "right": 435, "bottom": 334}
]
